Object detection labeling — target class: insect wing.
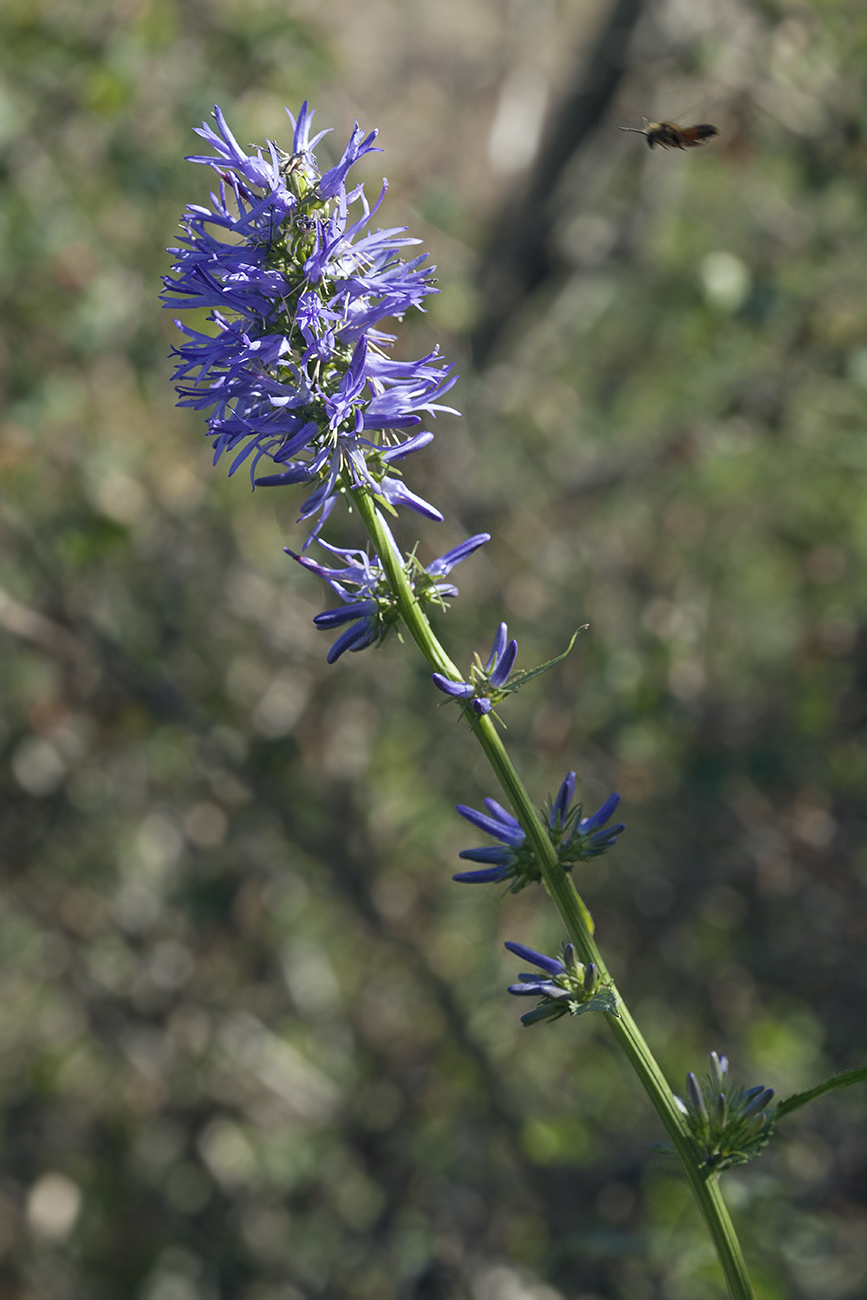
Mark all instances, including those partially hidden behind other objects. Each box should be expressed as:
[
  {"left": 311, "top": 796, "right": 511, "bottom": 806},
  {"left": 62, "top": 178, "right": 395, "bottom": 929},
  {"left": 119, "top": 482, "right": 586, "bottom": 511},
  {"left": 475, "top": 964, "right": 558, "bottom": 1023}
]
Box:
[{"left": 679, "top": 123, "right": 719, "bottom": 147}]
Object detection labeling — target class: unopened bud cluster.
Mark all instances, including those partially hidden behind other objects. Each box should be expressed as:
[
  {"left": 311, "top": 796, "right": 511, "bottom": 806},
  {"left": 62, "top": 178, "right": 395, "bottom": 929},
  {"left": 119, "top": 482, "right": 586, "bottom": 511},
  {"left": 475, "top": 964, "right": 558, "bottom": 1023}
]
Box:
[{"left": 674, "top": 1051, "right": 775, "bottom": 1171}]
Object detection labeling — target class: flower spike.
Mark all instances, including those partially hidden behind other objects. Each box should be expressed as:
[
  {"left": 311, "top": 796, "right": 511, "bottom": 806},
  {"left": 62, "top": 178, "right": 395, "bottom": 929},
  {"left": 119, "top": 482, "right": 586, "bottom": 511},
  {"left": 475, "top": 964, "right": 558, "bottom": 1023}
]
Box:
[{"left": 164, "top": 103, "right": 456, "bottom": 539}]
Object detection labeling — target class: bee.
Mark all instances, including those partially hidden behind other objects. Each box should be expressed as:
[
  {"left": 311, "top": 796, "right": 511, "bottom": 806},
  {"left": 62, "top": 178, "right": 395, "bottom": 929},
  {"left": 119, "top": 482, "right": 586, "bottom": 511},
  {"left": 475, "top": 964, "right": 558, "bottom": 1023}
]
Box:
[
  {"left": 619, "top": 119, "right": 719, "bottom": 150},
  {"left": 276, "top": 148, "right": 307, "bottom": 178}
]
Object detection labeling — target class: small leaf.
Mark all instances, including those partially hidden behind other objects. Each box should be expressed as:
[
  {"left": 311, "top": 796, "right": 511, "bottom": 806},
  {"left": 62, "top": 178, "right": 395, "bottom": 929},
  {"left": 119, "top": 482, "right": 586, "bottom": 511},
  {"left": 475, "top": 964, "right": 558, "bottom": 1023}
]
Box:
[
  {"left": 572, "top": 890, "right": 596, "bottom": 936},
  {"left": 775, "top": 1066, "right": 867, "bottom": 1121},
  {"left": 572, "top": 987, "right": 620, "bottom": 1019},
  {"left": 504, "top": 628, "right": 587, "bottom": 693}
]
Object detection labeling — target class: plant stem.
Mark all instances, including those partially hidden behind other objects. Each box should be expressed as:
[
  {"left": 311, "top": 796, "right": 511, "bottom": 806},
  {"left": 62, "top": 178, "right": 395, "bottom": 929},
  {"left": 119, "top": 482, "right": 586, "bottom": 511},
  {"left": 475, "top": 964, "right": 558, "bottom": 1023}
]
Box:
[
  {"left": 473, "top": 716, "right": 755, "bottom": 1300},
  {"left": 353, "top": 490, "right": 755, "bottom": 1300}
]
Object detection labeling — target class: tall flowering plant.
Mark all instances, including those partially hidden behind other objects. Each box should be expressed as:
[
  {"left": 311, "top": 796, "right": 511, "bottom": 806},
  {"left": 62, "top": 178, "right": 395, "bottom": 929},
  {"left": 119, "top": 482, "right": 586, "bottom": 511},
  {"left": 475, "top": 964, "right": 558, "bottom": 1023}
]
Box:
[{"left": 164, "top": 104, "right": 866, "bottom": 1299}]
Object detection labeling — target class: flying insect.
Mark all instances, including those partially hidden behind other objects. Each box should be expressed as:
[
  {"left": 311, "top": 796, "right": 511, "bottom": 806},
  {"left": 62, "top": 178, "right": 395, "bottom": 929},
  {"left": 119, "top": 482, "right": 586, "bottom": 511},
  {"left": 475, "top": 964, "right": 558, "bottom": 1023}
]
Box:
[{"left": 619, "top": 119, "right": 719, "bottom": 150}]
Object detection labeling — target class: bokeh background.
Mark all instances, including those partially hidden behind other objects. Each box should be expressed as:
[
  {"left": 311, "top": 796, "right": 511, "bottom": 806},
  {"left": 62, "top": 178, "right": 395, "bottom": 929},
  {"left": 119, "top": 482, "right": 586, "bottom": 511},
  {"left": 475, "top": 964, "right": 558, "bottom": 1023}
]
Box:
[{"left": 1, "top": 1, "right": 866, "bottom": 1297}]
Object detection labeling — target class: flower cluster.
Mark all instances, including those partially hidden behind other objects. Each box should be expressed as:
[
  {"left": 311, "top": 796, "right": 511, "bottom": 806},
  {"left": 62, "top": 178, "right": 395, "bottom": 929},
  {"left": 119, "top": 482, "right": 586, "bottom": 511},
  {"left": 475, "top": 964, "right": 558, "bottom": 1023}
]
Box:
[
  {"left": 673, "top": 1052, "right": 775, "bottom": 1171},
  {"left": 453, "top": 770, "right": 624, "bottom": 890},
  {"left": 163, "top": 103, "right": 456, "bottom": 539},
  {"left": 504, "top": 941, "right": 619, "bottom": 1025},
  {"left": 288, "top": 529, "right": 490, "bottom": 662}
]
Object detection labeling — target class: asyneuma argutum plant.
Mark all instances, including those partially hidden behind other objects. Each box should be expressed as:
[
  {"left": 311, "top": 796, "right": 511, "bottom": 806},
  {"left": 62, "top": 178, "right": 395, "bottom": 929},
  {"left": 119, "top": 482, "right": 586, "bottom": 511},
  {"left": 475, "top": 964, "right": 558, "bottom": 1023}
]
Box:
[{"left": 164, "top": 102, "right": 866, "bottom": 1300}]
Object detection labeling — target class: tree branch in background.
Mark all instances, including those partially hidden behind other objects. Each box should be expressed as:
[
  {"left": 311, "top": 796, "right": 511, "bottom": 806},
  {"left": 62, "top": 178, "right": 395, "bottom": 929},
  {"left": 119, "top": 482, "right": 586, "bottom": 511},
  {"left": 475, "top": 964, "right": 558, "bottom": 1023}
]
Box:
[{"left": 472, "top": 0, "right": 645, "bottom": 366}]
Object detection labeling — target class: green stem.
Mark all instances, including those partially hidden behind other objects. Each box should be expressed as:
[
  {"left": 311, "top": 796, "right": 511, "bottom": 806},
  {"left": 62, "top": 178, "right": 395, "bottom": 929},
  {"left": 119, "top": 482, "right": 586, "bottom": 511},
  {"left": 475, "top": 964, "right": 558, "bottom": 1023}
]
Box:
[
  {"left": 472, "top": 717, "right": 754, "bottom": 1300},
  {"left": 352, "top": 489, "right": 460, "bottom": 678},
  {"left": 352, "top": 490, "right": 755, "bottom": 1300}
]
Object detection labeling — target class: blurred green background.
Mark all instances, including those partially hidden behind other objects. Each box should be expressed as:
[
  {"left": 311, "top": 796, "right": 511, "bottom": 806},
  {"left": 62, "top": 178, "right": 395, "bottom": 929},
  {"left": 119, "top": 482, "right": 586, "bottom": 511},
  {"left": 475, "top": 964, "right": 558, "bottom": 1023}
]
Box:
[{"left": 1, "top": 1, "right": 866, "bottom": 1298}]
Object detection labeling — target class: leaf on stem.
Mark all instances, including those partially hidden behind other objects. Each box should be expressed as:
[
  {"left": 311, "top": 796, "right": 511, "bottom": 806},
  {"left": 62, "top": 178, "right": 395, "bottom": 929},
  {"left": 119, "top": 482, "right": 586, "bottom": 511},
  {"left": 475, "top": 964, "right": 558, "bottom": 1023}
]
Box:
[
  {"left": 505, "top": 627, "right": 587, "bottom": 693},
  {"left": 774, "top": 1065, "right": 867, "bottom": 1122}
]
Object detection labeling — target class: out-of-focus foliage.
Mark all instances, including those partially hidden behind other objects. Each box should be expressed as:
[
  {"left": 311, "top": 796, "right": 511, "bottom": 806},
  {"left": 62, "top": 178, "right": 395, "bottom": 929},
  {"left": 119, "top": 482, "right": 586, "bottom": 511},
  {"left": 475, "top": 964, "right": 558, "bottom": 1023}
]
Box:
[{"left": 0, "top": 2, "right": 865, "bottom": 1300}]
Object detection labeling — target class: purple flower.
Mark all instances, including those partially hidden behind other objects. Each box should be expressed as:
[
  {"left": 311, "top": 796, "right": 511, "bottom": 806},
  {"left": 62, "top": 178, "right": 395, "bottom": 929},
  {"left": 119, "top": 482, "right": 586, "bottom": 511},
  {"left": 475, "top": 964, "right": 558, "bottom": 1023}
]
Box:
[
  {"left": 504, "top": 941, "right": 567, "bottom": 992},
  {"left": 452, "top": 771, "right": 625, "bottom": 890},
  {"left": 432, "top": 622, "right": 518, "bottom": 716},
  {"left": 163, "top": 103, "right": 457, "bottom": 536},
  {"left": 504, "top": 941, "right": 603, "bottom": 1025},
  {"left": 288, "top": 529, "right": 490, "bottom": 663},
  {"left": 317, "top": 121, "right": 382, "bottom": 200},
  {"left": 452, "top": 797, "right": 525, "bottom": 883}
]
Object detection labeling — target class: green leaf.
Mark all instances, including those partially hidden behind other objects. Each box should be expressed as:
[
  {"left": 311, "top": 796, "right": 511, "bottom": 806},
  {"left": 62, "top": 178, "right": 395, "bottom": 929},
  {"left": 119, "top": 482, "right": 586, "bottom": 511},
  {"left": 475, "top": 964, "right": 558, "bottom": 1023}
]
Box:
[
  {"left": 504, "top": 627, "right": 587, "bottom": 693},
  {"left": 572, "top": 987, "right": 620, "bottom": 1019},
  {"left": 572, "top": 890, "right": 596, "bottom": 936},
  {"left": 774, "top": 1066, "right": 867, "bottom": 1121}
]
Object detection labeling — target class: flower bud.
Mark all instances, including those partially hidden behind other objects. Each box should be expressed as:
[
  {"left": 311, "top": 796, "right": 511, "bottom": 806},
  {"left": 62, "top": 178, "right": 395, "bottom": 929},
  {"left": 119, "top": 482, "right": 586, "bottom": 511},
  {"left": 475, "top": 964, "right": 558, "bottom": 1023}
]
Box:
[
  {"left": 741, "top": 1087, "right": 774, "bottom": 1119},
  {"left": 563, "top": 943, "right": 579, "bottom": 974},
  {"left": 709, "top": 1051, "right": 728, "bottom": 1091},
  {"left": 687, "top": 1072, "right": 709, "bottom": 1121}
]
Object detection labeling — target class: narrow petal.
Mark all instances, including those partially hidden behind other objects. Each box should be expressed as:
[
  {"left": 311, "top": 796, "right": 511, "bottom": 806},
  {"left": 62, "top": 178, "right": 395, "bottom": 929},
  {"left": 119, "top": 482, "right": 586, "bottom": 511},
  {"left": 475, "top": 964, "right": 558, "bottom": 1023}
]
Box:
[
  {"left": 484, "top": 623, "right": 508, "bottom": 672},
  {"left": 457, "top": 847, "right": 514, "bottom": 864},
  {"left": 314, "top": 600, "right": 378, "bottom": 628},
  {"left": 503, "top": 941, "right": 565, "bottom": 977},
  {"left": 589, "top": 826, "right": 625, "bottom": 848},
  {"left": 256, "top": 466, "right": 314, "bottom": 487},
  {"left": 432, "top": 674, "right": 474, "bottom": 699},
  {"left": 482, "top": 797, "right": 519, "bottom": 827},
  {"left": 452, "top": 865, "right": 510, "bottom": 884},
  {"left": 326, "top": 619, "right": 377, "bottom": 664},
  {"left": 488, "top": 638, "right": 518, "bottom": 687},
  {"left": 425, "top": 533, "right": 490, "bottom": 577},
  {"left": 457, "top": 804, "right": 524, "bottom": 845},
  {"left": 550, "top": 771, "right": 576, "bottom": 826},
  {"left": 378, "top": 475, "right": 443, "bottom": 522},
  {"left": 377, "top": 430, "right": 430, "bottom": 456},
  {"left": 579, "top": 793, "right": 621, "bottom": 833}
]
